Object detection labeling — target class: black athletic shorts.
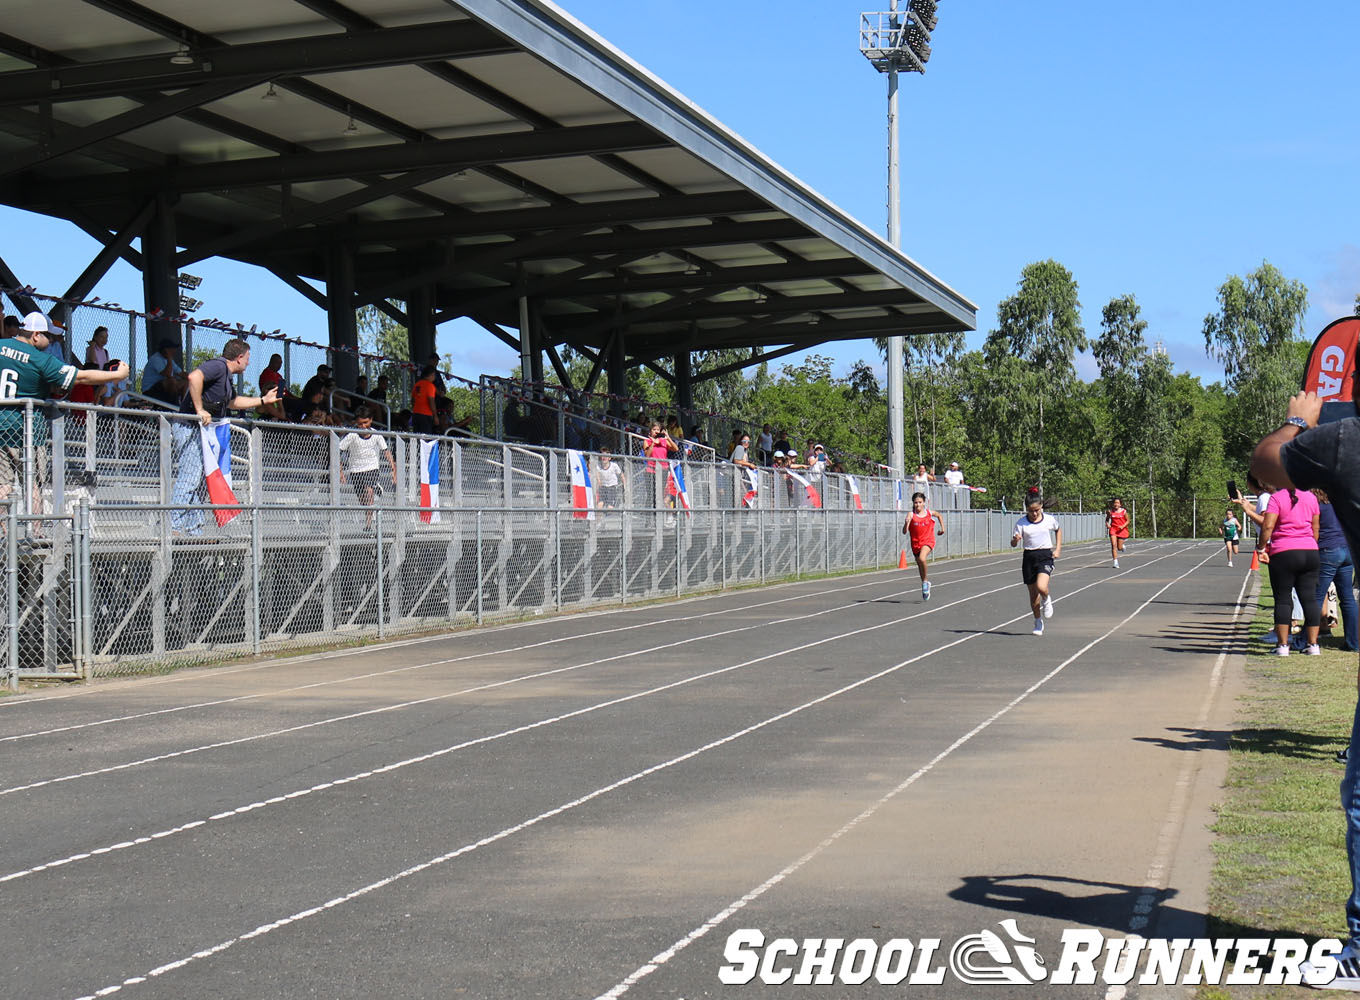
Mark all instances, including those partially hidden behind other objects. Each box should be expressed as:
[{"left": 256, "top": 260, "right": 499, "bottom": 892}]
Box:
[
  {"left": 1021, "top": 548, "right": 1055, "bottom": 585},
  {"left": 350, "top": 468, "right": 382, "bottom": 498}
]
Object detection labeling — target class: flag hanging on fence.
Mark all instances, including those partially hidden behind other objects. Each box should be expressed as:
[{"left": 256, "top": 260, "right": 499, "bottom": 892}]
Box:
[
  {"left": 742, "top": 467, "right": 759, "bottom": 508},
  {"left": 200, "top": 420, "right": 240, "bottom": 526},
  {"left": 895, "top": 480, "right": 904, "bottom": 511},
  {"left": 845, "top": 475, "right": 864, "bottom": 511},
  {"left": 568, "top": 449, "right": 595, "bottom": 520},
  {"left": 786, "top": 469, "right": 822, "bottom": 509},
  {"left": 668, "top": 459, "right": 691, "bottom": 512},
  {"left": 419, "top": 439, "right": 441, "bottom": 524}
]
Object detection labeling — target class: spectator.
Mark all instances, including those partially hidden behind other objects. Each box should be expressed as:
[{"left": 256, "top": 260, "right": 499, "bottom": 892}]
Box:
[
  {"left": 0, "top": 313, "right": 127, "bottom": 509},
  {"left": 1315, "top": 488, "right": 1357, "bottom": 652},
  {"left": 773, "top": 428, "right": 791, "bottom": 456},
  {"left": 258, "top": 353, "right": 287, "bottom": 421},
  {"left": 593, "top": 447, "right": 625, "bottom": 509},
  {"left": 370, "top": 374, "right": 391, "bottom": 405},
  {"left": 1251, "top": 391, "right": 1360, "bottom": 988},
  {"left": 426, "top": 353, "right": 447, "bottom": 396},
  {"left": 171, "top": 338, "right": 278, "bottom": 536},
  {"left": 286, "top": 386, "right": 328, "bottom": 423},
  {"left": 1, "top": 316, "right": 17, "bottom": 338},
  {"left": 641, "top": 422, "right": 678, "bottom": 510},
  {"left": 84, "top": 325, "right": 110, "bottom": 371},
  {"left": 757, "top": 424, "right": 773, "bottom": 465},
  {"left": 338, "top": 405, "right": 396, "bottom": 529},
  {"left": 100, "top": 359, "right": 128, "bottom": 405},
  {"left": 944, "top": 461, "right": 965, "bottom": 487},
  {"left": 729, "top": 432, "right": 757, "bottom": 470},
  {"left": 447, "top": 413, "right": 475, "bottom": 439},
  {"left": 1259, "top": 484, "right": 1321, "bottom": 656},
  {"left": 141, "top": 339, "right": 182, "bottom": 398},
  {"left": 354, "top": 374, "right": 370, "bottom": 399},
  {"left": 807, "top": 443, "right": 829, "bottom": 476},
  {"left": 300, "top": 364, "right": 331, "bottom": 401},
  {"left": 912, "top": 463, "right": 935, "bottom": 488},
  {"left": 785, "top": 448, "right": 806, "bottom": 471},
  {"left": 411, "top": 365, "right": 438, "bottom": 435},
  {"left": 35, "top": 314, "right": 69, "bottom": 363}
]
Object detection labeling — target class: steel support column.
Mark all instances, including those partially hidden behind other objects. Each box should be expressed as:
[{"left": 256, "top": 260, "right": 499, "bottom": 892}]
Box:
[
  {"left": 406, "top": 285, "right": 436, "bottom": 366},
  {"left": 326, "top": 244, "right": 359, "bottom": 389},
  {"left": 141, "top": 194, "right": 181, "bottom": 356},
  {"left": 606, "top": 330, "right": 627, "bottom": 419},
  {"left": 675, "top": 351, "right": 693, "bottom": 414}
]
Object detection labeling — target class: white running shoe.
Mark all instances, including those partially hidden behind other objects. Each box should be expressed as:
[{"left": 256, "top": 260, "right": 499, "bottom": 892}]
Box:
[
  {"left": 1301, "top": 942, "right": 1360, "bottom": 990},
  {"left": 1042, "top": 595, "right": 1053, "bottom": 619},
  {"left": 1272, "top": 644, "right": 1290, "bottom": 656},
  {"left": 1032, "top": 618, "right": 1044, "bottom": 636},
  {"left": 1228, "top": 560, "right": 1234, "bottom": 567},
  {"left": 1306, "top": 644, "right": 1322, "bottom": 656},
  {"left": 1112, "top": 559, "right": 1119, "bottom": 569}
]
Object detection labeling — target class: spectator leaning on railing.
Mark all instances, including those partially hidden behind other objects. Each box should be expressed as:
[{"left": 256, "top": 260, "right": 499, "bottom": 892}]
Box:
[{"left": 0, "top": 312, "right": 127, "bottom": 508}]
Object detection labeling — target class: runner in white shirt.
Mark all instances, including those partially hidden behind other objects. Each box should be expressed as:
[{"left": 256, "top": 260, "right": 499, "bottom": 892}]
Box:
[{"left": 1011, "top": 494, "right": 1062, "bottom": 636}]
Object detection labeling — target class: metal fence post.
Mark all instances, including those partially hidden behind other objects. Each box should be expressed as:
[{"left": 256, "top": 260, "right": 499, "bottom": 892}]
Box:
[
  {"left": 475, "top": 509, "right": 484, "bottom": 624},
  {"left": 375, "top": 507, "right": 386, "bottom": 639},
  {"left": 720, "top": 509, "right": 727, "bottom": 590},
  {"left": 249, "top": 506, "right": 262, "bottom": 654},
  {"left": 77, "top": 498, "right": 92, "bottom": 681},
  {"left": 1132, "top": 499, "right": 1137, "bottom": 539},
  {"left": 555, "top": 510, "right": 563, "bottom": 612},
  {"left": 5, "top": 501, "right": 16, "bottom": 690},
  {"left": 1192, "top": 495, "right": 1197, "bottom": 539},
  {"left": 759, "top": 506, "right": 766, "bottom": 584},
  {"left": 675, "top": 512, "right": 682, "bottom": 598}
]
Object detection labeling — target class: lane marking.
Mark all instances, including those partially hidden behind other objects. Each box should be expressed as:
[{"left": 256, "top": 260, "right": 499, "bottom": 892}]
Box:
[
  {"left": 6, "top": 546, "right": 1196, "bottom": 890},
  {"left": 594, "top": 548, "right": 1222, "bottom": 998},
  {"left": 65, "top": 545, "right": 1214, "bottom": 1000}
]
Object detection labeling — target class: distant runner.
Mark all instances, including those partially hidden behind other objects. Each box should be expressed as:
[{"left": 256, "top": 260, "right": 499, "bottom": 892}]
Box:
[
  {"left": 1012, "top": 495, "right": 1062, "bottom": 636},
  {"left": 902, "top": 491, "right": 944, "bottom": 600},
  {"left": 1219, "top": 507, "right": 1241, "bottom": 567},
  {"left": 1106, "top": 497, "right": 1130, "bottom": 568}
]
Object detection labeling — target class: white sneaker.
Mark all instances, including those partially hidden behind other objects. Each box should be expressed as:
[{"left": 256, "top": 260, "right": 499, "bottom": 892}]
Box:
[
  {"left": 1032, "top": 618, "right": 1044, "bottom": 636},
  {"left": 1228, "top": 560, "right": 1234, "bottom": 567},
  {"left": 1306, "top": 644, "right": 1322, "bottom": 656},
  {"left": 1301, "top": 942, "right": 1360, "bottom": 990},
  {"left": 1042, "top": 595, "right": 1054, "bottom": 619},
  {"left": 1272, "top": 644, "right": 1290, "bottom": 656},
  {"left": 1112, "top": 559, "right": 1119, "bottom": 569}
]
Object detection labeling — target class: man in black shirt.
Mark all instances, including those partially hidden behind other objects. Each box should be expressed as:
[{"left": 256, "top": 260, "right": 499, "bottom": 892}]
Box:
[
  {"left": 171, "top": 338, "right": 279, "bottom": 535},
  {"left": 1253, "top": 388, "right": 1360, "bottom": 987}
]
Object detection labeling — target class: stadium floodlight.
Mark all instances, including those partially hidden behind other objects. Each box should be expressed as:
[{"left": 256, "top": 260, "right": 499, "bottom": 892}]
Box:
[
  {"left": 859, "top": 1, "right": 941, "bottom": 481},
  {"left": 179, "top": 295, "right": 202, "bottom": 314},
  {"left": 177, "top": 273, "right": 202, "bottom": 290}
]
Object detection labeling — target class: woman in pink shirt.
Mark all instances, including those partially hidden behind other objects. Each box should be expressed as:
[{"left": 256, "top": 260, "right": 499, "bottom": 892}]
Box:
[
  {"left": 641, "top": 422, "right": 678, "bottom": 510},
  {"left": 1260, "top": 486, "right": 1321, "bottom": 656}
]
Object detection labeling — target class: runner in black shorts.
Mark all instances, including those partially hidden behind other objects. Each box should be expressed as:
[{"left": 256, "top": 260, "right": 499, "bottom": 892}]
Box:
[{"left": 1011, "top": 494, "right": 1062, "bottom": 636}]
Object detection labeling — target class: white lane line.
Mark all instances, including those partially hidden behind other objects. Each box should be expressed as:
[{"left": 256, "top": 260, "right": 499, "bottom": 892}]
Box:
[
  {"left": 0, "top": 546, "right": 1167, "bottom": 797},
  {"left": 0, "top": 545, "right": 1062, "bottom": 741},
  {"left": 65, "top": 544, "right": 1210, "bottom": 1000},
  {"left": 1122, "top": 565, "right": 1257, "bottom": 935},
  {"left": 8, "top": 544, "right": 1196, "bottom": 890},
  {"left": 594, "top": 547, "right": 1222, "bottom": 999},
  {"left": 0, "top": 539, "right": 1115, "bottom": 714}
]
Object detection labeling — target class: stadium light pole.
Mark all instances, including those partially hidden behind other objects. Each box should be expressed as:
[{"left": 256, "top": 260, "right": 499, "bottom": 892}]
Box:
[{"left": 859, "top": 1, "right": 936, "bottom": 479}]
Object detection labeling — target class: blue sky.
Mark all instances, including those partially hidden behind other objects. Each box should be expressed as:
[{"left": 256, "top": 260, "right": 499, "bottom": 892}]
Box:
[{"left": 5, "top": 0, "right": 1357, "bottom": 385}]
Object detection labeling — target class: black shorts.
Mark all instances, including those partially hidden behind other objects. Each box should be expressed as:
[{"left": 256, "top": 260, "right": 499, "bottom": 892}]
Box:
[
  {"left": 350, "top": 469, "right": 382, "bottom": 497},
  {"left": 1021, "top": 548, "right": 1055, "bottom": 585}
]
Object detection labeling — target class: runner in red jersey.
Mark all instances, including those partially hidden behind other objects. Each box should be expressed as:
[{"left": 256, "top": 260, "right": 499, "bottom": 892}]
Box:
[
  {"left": 1106, "top": 496, "right": 1130, "bottom": 568},
  {"left": 902, "top": 491, "right": 944, "bottom": 600}
]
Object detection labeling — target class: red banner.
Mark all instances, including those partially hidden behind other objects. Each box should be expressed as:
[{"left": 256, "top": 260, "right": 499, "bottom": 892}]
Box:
[{"left": 1302, "top": 317, "right": 1358, "bottom": 402}]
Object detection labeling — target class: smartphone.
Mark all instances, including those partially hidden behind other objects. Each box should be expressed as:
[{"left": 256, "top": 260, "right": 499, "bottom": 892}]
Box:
[{"left": 1227, "top": 479, "right": 1239, "bottom": 501}]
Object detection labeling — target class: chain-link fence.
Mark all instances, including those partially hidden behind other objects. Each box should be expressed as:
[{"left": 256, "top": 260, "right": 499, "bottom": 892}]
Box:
[{"left": 7, "top": 499, "right": 1110, "bottom": 683}]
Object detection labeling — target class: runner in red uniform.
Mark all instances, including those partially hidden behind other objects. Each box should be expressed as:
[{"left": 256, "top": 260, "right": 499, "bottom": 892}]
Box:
[
  {"left": 1106, "top": 496, "right": 1130, "bottom": 568},
  {"left": 902, "top": 492, "right": 944, "bottom": 600}
]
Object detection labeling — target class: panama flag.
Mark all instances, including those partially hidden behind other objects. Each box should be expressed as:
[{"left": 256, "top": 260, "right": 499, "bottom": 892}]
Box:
[
  {"left": 845, "top": 474, "right": 864, "bottom": 511},
  {"left": 894, "top": 480, "right": 904, "bottom": 511},
  {"left": 419, "top": 439, "right": 441, "bottom": 524},
  {"left": 568, "top": 449, "right": 595, "bottom": 520},
  {"left": 200, "top": 421, "right": 240, "bottom": 526},
  {"left": 741, "top": 467, "right": 759, "bottom": 508},
  {"left": 786, "top": 469, "right": 822, "bottom": 509},
  {"left": 668, "top": 459, "right": 691, "bottom": 512}
]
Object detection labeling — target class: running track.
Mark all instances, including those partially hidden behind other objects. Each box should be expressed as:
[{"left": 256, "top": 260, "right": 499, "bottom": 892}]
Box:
[{"left": 0, "top": 540, "right": 1253, "bottom": 999}]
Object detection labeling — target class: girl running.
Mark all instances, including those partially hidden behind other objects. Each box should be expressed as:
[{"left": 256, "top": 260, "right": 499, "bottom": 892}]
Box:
[
  {"left": 1106, "top": 497, "right": 1130, "bottom": 568},
  {"left": 901, "top": 492, "right": 944, "bottom": 600},
  {"left": 1219, "top": 507, "right": 1241, "bottom": 567},
  {"left": 1012, "top": 495, "right": 1062, "bottom": 636}
]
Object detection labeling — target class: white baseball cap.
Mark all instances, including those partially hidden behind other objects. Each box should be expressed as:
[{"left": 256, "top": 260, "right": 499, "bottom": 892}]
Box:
[
  {"left": 21, "top": 311, "right": 62, "bottom": 334},
  {"left": 787, "top": 449, "right": 798, "bottom": 457}
]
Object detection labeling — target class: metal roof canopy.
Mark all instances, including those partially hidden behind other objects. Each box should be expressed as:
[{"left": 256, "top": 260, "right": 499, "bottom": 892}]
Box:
[{"left": 0, "top": 0, "right": 975, "bottom": 385}]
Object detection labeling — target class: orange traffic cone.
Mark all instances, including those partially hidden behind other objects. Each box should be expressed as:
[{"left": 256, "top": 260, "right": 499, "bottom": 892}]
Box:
[
  {"left": 1249, "top": 549, "right": 1260, "bottom": 571},
  {"left": 898, "top": 549, "right": 910, "bottom": 570}
]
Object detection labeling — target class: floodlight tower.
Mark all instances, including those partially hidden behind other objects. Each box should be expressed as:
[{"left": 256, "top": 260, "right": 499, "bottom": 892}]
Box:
[{"left": 859, "top": 0, "right": 937, "bottom": 480}]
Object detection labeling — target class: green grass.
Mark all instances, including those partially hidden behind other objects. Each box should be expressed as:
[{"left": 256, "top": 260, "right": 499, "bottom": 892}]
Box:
[{"left": 1203, "top": 576, "right": 1357, "bottom": 998}]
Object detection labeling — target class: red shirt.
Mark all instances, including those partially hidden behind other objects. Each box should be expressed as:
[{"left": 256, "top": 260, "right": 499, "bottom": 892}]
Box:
[
  {"left": 1108, "top": 508, "right": 1129, "bottom": 537},
  {"left": 411, "top": 378, "right": 436, "bottom": 418},
  {"left": 907, "top": 510, "right": 937, "bottom": 552}
]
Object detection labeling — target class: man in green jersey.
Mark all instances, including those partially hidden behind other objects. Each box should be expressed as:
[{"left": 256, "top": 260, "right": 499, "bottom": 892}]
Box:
[{"left": 0, "top": 312, "right": 128, "bottom": 508}]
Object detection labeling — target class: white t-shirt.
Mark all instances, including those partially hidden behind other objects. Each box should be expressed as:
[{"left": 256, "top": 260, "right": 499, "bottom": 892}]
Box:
[
  {"left": 944, "top": 468, "right": 964, "bottom": 487},
  {"left": 757, "top": 431, "right": 773, "bottom": 452},
  {"left": 595, "top": 460, "right": 623, "bottom": 488},
  {"left": 1014, "top": 514, "right": 1059, "bottom": 550},
  {"left": 912, "top": 474, "right": 930, "bottom": 488},
  {"left": 338, "top": 432, "right": 388, "bottom": 473}
]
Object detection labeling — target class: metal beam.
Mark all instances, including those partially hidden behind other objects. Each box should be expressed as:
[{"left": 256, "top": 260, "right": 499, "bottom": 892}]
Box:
[
  {"left": 21, "top": 122, "right": 669, "bottom": 203},
  {"left": 62, "top": 199, "right": 155, "bottom": 304},
  {"left": 433, "top": 250, "right": 656, "bottom": 324},
  {"left": 550, "top": 259, "right": 871, "bottom": 298},
  {"left": 509, "top": 220, "right": 809, "bottom": 261},
  {"left": 472, "top": 318, "right": 522, "bottom": 352},
  {"left": 692, "top": 344, "right": 809, "bottom": 382},
  {"left": 264, "top": 265, "right": 327, "bottom": 310},
  {"left": 0, "top": 256, "right": 37, "bottom": 317},
  {"left": 549, "top": 292, "right": 933, "bottom": 334},
  {"left": 0, "top": 20, "right": 516, "bottom": 108}
]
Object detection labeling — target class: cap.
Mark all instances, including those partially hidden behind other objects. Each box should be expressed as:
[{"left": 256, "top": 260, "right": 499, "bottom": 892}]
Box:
[
  {"left": 773, "top": 451, "right": 785, "bottom": 458},
  {"left": 21, "top": 311, "right": 61, "bottom": 334},
  {"left": 950, "top": 462, "right": 960, "bottom": 468},
  {"left": 787, "top": 449, "right": 798, "bottom": 457}
]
